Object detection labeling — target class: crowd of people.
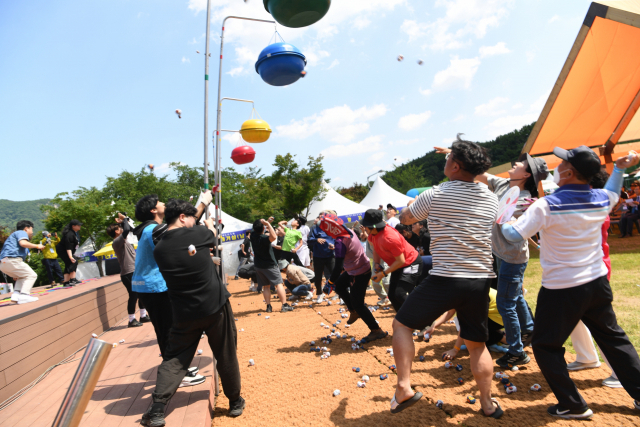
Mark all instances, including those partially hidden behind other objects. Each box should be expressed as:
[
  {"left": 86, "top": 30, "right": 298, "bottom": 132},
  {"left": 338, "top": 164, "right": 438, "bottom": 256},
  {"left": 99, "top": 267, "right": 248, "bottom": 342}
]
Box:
[{"left": 2, "top": 136, "right": 640, "bottom": 423}]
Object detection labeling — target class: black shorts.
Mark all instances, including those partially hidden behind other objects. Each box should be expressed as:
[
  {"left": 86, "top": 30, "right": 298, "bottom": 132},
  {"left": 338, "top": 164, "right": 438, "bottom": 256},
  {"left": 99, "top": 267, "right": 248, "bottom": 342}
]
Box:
[
  {"left": 395, "top": 274, "right": 491, "bottom": 343},
  {"left": 60, "top": 256, "right": 78, "bottom": 274}
]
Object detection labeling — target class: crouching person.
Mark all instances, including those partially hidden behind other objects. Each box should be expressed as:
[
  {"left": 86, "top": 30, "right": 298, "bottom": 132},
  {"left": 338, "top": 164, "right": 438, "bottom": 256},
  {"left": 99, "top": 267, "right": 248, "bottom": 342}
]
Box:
[{"left": 143, "top": 199, "right": 243, "bottom": 425}]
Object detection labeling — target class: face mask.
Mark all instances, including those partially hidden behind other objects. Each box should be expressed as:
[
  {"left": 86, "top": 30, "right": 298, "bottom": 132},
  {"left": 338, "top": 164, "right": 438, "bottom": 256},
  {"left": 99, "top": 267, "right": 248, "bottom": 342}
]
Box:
[{"left": 552, "top": 166, "right": 569, "bottom": 184}]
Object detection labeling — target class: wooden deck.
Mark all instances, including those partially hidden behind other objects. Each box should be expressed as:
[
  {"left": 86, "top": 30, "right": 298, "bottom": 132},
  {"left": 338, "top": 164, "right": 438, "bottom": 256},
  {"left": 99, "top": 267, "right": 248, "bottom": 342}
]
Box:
[{"left": 0, "top": 307, "right": 216, "bottom": 426}]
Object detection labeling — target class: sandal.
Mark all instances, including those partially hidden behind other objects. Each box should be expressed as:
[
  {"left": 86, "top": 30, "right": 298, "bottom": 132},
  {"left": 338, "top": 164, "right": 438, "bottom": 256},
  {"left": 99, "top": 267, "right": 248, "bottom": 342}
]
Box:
[
  {"left": 390, "top": 392, "right": 423, "bottom": 414},
  {"left": 479, "top": 398, "right": 503, "bottom": 419},
  {"left": 361, "top": 330, "right": 389, "bottom": 343}
]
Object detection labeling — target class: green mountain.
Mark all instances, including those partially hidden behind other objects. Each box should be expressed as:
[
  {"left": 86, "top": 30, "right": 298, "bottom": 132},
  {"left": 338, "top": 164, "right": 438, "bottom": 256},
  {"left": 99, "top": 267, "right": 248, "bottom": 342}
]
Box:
[
  {"left": 0, "top": 199, "right": 51, "bottom": 231},
  {"left": 382, "top": 122, "right": 535, "bottom": 193}
]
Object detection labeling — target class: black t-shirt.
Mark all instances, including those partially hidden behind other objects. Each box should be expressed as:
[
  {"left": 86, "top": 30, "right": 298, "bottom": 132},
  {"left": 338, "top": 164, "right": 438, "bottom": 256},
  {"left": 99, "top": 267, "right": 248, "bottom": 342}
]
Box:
[
  {"left": 238, "top": 237, "right": 251, "bottom": 258},
  {"left": 405, "top": 232, "right": 420, "bottom": 250},
  {"left": 250, "top": 233, "right": 277, "bottom": 269},
  {"left": 419, "top": 231, "right": 431, "bottom": 256},
  {"left": 58, "top": 231, "right": 79, "bottom": 259},
  {"left": 153, "top": 226, "right": 230, "bottom": 323}
]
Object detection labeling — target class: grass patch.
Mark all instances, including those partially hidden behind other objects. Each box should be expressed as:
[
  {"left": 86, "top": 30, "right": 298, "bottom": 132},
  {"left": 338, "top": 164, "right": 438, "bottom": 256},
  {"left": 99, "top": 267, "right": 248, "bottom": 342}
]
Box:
[{"left": 524, "top": 235, "right": 640, "bottom": 355}]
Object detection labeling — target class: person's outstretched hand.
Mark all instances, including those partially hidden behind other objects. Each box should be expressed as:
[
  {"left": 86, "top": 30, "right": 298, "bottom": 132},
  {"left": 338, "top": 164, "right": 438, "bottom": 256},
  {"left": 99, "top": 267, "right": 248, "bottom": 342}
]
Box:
[
  {"left": 442, "top": 348, "right": 459, "bottom": 361},
  {"left": 616, "top": 150, "right": 639, "bottom": 169},
  {"left": 521, "top": 197, "right": 538, "bottom": 212},
  {"left": 434, "top": 146, "right": 451, "bottom": 155}
]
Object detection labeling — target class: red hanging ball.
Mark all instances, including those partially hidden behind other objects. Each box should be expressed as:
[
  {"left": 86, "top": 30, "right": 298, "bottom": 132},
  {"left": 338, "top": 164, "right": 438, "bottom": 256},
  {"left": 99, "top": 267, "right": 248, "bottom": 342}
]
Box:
[{"left": 231, "top": 145, "right": 256, "bottom": 165}]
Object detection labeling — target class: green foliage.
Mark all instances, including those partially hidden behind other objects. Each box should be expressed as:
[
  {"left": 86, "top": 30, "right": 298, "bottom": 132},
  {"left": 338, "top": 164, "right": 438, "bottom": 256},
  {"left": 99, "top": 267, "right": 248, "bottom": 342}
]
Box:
[
  {"left": 382, "top": 123, "right": 536, "bottom": 191},
  {"left": 0, "top": 199, "right": 51, "bottom": 231},
  {"left": 382, "top": 164, "right": 431, "bottom": 195},
  {"left": 337, "top": 182, "right": 369, "bottom": 203}
]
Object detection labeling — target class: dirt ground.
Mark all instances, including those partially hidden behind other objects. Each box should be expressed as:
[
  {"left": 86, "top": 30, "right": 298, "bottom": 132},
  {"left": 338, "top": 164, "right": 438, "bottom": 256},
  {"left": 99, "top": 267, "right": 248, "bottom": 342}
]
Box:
[{"left": 211, "top": 278, "right": 639, "bottom": 426}]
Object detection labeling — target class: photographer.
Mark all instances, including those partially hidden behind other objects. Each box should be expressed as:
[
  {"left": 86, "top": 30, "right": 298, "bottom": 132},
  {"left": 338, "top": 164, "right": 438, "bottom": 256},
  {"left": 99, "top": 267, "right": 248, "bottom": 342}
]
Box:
[{"left": 58, "top": 219, "right": 82, "bottom": 286}]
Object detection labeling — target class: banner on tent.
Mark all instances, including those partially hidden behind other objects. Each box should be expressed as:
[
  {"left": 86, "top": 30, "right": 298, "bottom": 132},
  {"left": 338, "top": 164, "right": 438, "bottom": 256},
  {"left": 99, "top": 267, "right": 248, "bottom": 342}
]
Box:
[
  {"left": 338, "top": 212, "right": 366, "bottom": 224},
  {"left": 221, "top": 229, "right": 252, "bottom": 243}
]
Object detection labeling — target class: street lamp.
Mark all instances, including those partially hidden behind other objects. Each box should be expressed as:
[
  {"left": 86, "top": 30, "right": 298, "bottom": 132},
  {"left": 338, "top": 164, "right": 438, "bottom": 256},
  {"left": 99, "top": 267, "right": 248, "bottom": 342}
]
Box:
[{"left": 367, "top": 170, "right": 385, "bottom": 188}]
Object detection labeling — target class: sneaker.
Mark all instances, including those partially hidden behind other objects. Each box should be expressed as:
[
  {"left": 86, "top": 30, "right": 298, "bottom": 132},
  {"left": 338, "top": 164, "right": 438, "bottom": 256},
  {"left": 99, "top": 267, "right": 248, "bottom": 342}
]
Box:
[
  {"left": 315, "top": 294, "right": 324, "bottom": 304},
  {"left": 287, "top": 295, "right": 299, "bottom": 301},
  {"left": 233, "top": 276, "right": 239, "bottom": 280},
  {"left": 567, "top": 360, "right": 601, "bottom": 371},
  {"left": 547, "top": 404, "right": 593, "bottom": 420},
  {"left": 141, "top": 402, "right": 166, "bottom": 426},
  {"left": 281, "top": 303, "right": 294, "bottom": 312},
  {"left": 128, "top": 319, "right": 143, "bottom": 328},
  {"left": 330, "top": 295, "right": 340, "bottom": 301},
  {"left": 17, "top": 294, "right": 39, "bottom": 305},
  {"left": 521, "top": 331, "right": 533, "bottom": 347},
  {"left": 179, "top": 373, "right": 205, "bottom": 388},
  {"left": 496, "top": 351, "right": 530, "bottom": 368},
  {"left": 10, "top": 293, "right": 20, "bottom": 304},
  {"left": 266, "top": 304, "right": 272, "bottom": 313},
  {"left": 187, "top": 366, "right": 199, "bottom": 375},
  {"left": 377, "top": 298, "right": 391, "bottom": 307},
  {"left": 602, "top": 375, "right": 622, "bottom": 388},
  {"left": 140, "top": 315, "right": 151, "bottom": 323},
  {"left": 228, "top": 396, "right": 246, "bottom": 417},
  {"left": 62, "top": 281, "right": 72, "bottom": 287},
  {"left": 634, "top": 400, "right": 640, "bottom": 410},
  {"left": 70, "top": 278, "right": 81, "bottom": 284},
  {"left": 305, "top": 291, "right": 313, "bottom": 300},
  {"left": 249, "top": 285, "right": 257, "bottom": 292}
]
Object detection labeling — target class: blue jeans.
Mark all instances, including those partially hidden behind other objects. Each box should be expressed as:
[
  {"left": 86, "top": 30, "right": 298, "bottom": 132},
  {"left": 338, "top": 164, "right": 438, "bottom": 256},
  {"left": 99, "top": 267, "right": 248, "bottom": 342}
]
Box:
[
  {"left": 495, "top": 257, "right": 533, "bottom": 355},
  {"left": 292, "top": 283, "right": 312, "bottom": 296}
]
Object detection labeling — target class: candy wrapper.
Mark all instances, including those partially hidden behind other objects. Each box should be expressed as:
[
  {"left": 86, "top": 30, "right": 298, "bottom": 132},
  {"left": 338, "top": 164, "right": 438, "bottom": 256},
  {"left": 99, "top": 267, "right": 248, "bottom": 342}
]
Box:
[
  {"left": 436, "top": 400, "right": 443, "bottom": 409},
  {"left": 249, "top": 359, "right": 255, "bottom": 366},
  {"left": 506, "top": 385, "right": 517, "bottom": 394},
  {"left": 362, "top": 375, "right": 370, "bottom": 382},
  {"left": 445, "top": 361, "right": 454, "bottom": 369},
  {"left": 531, "top": 384, "right": 541, "bottom": 391},
  {"left": 455, "top": 364, "right": 463, "bottom": 371},
  {"left": 466, "top": 396, "right": 476, "bottom": 404},
  {"left": 456, "top": 377, "right": 464, "bottom": 385},
  {"left": 333, "top": 389, "right": 341, "bottom": 397},
  {"left": 357, "top": 381, "right": 366, "bottom": 388}
]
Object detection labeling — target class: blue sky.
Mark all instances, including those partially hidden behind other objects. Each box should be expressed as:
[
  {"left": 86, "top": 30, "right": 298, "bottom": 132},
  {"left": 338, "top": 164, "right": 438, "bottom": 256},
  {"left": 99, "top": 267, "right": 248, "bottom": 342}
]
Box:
[{"left": 1, "top": 0, "right": 595, "bottom": 201}]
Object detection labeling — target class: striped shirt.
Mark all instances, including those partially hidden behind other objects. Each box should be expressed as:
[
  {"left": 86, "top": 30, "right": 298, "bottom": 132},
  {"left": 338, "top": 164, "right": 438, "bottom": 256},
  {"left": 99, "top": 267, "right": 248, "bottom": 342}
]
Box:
[{"left": 409, "top": 180, "right": 498, "bottom": 278}]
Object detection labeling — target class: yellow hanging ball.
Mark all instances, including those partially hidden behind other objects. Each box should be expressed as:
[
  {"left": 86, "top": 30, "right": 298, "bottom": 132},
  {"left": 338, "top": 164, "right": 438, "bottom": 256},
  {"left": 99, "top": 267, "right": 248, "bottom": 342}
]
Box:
[{"left": 240, "top": 119, "right": 272, "bottom": 143}]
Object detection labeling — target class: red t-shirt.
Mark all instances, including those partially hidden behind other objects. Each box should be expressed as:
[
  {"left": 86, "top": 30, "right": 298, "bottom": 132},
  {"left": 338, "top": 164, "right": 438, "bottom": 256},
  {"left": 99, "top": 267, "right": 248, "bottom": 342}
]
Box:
[
  {"left": 601, "top": 216, "right": 611, "bottom": 281},
  {"left": 368, "top": 225, "right": 418, "bottom": 268}
]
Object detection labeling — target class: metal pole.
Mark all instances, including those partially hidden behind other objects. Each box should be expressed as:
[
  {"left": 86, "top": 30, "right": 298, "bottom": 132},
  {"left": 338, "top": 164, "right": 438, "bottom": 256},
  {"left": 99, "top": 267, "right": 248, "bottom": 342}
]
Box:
[
  {"left": 51, "top": 339, "right": 112, "bottom": 427},
  {"left": 213, "top": 16, "right": 274, "bottom": 282},
  {"left": 203, "top": 0, "right": 212, "bottom": 202}
]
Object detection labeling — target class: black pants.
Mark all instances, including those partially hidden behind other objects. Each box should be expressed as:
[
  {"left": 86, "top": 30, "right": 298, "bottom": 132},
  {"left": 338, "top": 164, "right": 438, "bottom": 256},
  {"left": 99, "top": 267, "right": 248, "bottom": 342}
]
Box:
[
  {"left": 388, "top": 256, "right": 423, "bottom": 312},
  {"left": 153, "top": 300, "right": 241, "bottom": 404},
  {"left": 487, "top": 318, "right": 505, "bottom": 346},
  {"left": 120, "top": 273, "right": 145, "bottom": 315},
  {"left": 273, "top": 248, "right": 302, "bottom": 266},
  {"left": 313, "top": 256, "right": 335, "bottom": 294},
  {"left": 620, "top": 212, "right": 640, "bottom": 236},
  {"left": 532, "top": 275, "right": 640, "bottom": 410},
  {"left": 139, "top": 291, "right": 173, "bottom": 356},
  {"left": 334, "top": 268, "right": 378, "bottom": 331},
  {"left": 42, "top": 258, "right": 63, "bottom": 283}
]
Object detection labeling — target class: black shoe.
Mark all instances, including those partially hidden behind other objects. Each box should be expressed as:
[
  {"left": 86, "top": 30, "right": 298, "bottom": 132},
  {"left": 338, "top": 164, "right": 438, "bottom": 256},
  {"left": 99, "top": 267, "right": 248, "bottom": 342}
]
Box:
[
  {"left": 70, "top": 278, "right": 81, "bottom": 284},
  {"left": 281, "top": 303, "right": 293, "bottom": 312},
  {"left": 547, "top": 404, "right": 593, "bottom": 419},
  {"left": 141, "top": 402, "right": 166, "bottom": 426},
  {"left": 128, "top": 319, "right": 143, "bottom": 328},
  {"left": 139, "top": 315, "right": 151, "bottom": 323},
  {"left": 496, "top": 351, "right": 530, "bottom": 368},
  {"left": 228, "top": 396, "right": 246, "bottom": 417},
  {"left": 521, "top": 331, "right": 533, "bottom": 347},
  {"left": 62, "top": 281, "right": 71, "bottom": 287},
  {"left": 234, "top": 276, "right": 239, "bottom": 280},
  {"left": 266, "top": 304, "right": 272, "bottom": 313}
]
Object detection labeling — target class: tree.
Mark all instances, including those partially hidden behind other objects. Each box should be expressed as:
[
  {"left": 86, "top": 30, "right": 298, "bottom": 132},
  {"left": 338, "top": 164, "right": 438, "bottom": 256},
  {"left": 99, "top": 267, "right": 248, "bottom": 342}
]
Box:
[
  {"left": 382, "top": 164, "right": 431, "bottom": 195},
  {"left": 337, "top": 183, "right": 369, "bottom": 203}
]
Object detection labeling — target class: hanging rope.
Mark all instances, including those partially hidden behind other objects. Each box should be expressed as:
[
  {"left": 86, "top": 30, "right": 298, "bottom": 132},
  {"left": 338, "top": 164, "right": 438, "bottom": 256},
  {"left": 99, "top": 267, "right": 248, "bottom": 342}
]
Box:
[{"left": 269, "top": 30, "right": 285, "bottom": 45}]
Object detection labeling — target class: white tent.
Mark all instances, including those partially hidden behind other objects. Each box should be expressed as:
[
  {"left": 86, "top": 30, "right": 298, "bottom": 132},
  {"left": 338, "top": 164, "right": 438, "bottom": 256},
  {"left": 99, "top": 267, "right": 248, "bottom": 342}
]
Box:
[
  {"left": 198, "top": 196, "right": 253, "bottom": 277},
  {"left": 360, "top": 176, "right": 414, "bottom": 210},
  {"left": 306, "top": 181, "right": 374, "bottom": 223}
]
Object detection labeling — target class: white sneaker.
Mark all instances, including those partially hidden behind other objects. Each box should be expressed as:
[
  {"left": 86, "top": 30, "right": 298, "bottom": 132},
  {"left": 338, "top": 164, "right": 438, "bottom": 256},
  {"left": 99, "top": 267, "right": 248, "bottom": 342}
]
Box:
[
  {"left": 377, "top": 298, "right": 391, "bottom": 306},
  {"left": 249, "top": 285, "right": 257, "bottom": 292},
  {"left": 305, "top": 292, "right": 313, "bottom": 300},
  {"left": 567, "top": 361, "right": 601, "bottom": 371},
  {"left": 315, "top": 294, "right": 324, "bottom": 304},
  {"left": 17, "top": 294, "right": 39, "bottom": 304},
  {"left": 179, "top": 372, "right": 205, "bottom": 387},
  {"left": 10, "top": 293, "right": 20, "bottom": 304},
  {"left": 602, "top": 375, "right": 622, "bottom": 388}
]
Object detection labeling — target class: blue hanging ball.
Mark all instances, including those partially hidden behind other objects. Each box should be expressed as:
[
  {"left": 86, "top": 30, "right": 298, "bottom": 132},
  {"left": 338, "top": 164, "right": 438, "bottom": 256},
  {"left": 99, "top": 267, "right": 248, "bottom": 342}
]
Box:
[{"left": 255, "top": 42, "right": 307, "bottom": 87}]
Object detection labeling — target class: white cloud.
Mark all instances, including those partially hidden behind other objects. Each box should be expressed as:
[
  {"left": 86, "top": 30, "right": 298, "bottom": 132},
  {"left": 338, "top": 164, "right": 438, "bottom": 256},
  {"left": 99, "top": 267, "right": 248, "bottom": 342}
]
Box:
[
  {"left": 398, "top": 111, "right": 432, "bottom": 131},
  {"left": 479, "top": 42, "right": 510, "bottom": 58},
  {"left": 368, "top": 151, "right": 387, "bottom": 164},
  {"left": 475, "top": 97, "right": 509, "bottom": 116},
  {"left": 431, "top": 56, "right": 481, "bottom": 91},
  {"left": 304, "top": 45, "right": 331, "bottom": 67},
  {"left": 389, "top": 139, "right": 420, "bottom": 146},
  {"left": 181, "top": 56, "right": 190, "bottom": 63},
  {"left": 512, "top": 103, "right": 523, "bottom": 109},
  {"left": 419, "top": 87, "right": 432, "bottom": 96},
  {"left": 354, "top": 16, "right": 372, "bottom": 30},
  {"left": 276, "top": 104, "right": 388, "bottom": 143},
  {"left": 321, "top": 136, "right": 384, "bottom": 158},
  {"left": 401, "top": 0, "right": 514, "bottom": 50},
  {"left": 529, "top": 92, "right": 549, "bottom": 113},
  {"left": 484, "top": 113, "right": 538, "bottom": 137},
  {"left": 450, "top": 114, "right": 466, "bottom": 123},
  {"left": 548, "top": 15, "right": 560, "bottom": 23},
  {"left": 526, "top": 51, "right": 536, "bottom": 63},
  {"left": 188, "top": 37, "right": 198, "bottom": 45},
  {"left": 227, "top": 66, "right": 243, "bottom": 77},
  {"left": 326, "top": 59, "right": 339, "bottom": 70}
]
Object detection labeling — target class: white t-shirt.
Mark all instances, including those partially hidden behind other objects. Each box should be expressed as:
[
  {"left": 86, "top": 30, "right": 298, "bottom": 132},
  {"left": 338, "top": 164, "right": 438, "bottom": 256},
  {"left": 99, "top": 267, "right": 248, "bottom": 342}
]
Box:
[
  {"left": 299, "top": 225, "right": 310, "bottom": 247},
  {"left": 409, "top": 180, "right": 498, "bottom": 278},
  {"left": 386, "top": 217, "right": 400, "bottom": 228},
  {"left": 513, "top": 185, "right": 618, "bottom": 289}
]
